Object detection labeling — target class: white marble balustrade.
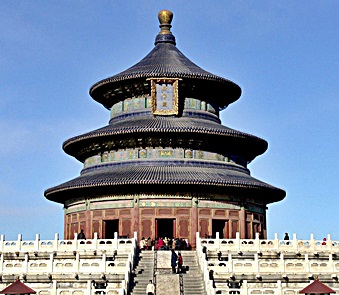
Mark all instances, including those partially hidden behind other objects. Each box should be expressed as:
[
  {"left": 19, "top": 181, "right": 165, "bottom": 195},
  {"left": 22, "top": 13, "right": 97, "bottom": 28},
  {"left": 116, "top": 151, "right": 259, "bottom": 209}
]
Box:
[
  {"left": 200, "top": 232, "right": 338, "bottom": 254},
  {"left": 196, "top": 232, "right": 339, "bottom": 295},
  {"left": 0, "top": 232, "right": 138, "bottom": 295}
]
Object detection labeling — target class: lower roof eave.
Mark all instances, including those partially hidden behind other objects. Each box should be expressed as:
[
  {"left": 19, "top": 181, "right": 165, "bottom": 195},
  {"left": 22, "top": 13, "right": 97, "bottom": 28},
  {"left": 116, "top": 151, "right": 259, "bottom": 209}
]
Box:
[{"left": 45, "top": 182, "right": 285, "bottom": 205}]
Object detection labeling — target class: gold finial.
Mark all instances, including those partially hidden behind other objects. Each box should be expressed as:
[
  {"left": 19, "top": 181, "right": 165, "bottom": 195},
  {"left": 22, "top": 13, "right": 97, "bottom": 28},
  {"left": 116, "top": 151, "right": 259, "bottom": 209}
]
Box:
[{"left": 158, "top": 10, "right": 173, "bottom": 35}]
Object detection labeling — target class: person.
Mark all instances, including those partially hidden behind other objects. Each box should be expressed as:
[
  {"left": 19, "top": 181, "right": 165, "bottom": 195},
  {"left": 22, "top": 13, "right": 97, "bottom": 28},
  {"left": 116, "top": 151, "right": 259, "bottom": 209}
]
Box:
[
  {"left": 78, "top": 229, "right": 86, "bottom": 240},
  {"left": 284, "top": 233, "right": 289, "bottom": 245},
  {"left": 322, "top": 238, "right": 327, "bottom": 245},
  {"left": 140, "top": 237, "right": 146, "bottom": 251},
  {"left": 146, "top": 280, "right": 155, "bottom": 295},
  {"left": 172, "top": 238, "right": 177, "bottom": 250},
  {"left": 147, "top": 237, "right": 152, "bottom": 250},
  {"left": 177, "top": 252, "right": 183, "bottom": 273},
  {"left": 157, "top": 237, "right": 164, "bottom": 250},
  {"left": 171, "top": 249, "right": 178, "bottom": 274},
  {"left": 176, "top": 238, "right": 181, "bottom": 250},
  {"left": 227, "top": 279, "right": 242, "bottom": 294},
  {"left": 164, "top": 237, "right": 169, "bottom": 250}
]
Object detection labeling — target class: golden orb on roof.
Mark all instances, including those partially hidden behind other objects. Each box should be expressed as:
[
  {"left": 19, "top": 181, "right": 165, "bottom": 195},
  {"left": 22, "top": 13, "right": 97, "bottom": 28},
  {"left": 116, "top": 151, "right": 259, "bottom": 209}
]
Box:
[
  {"left": 158, "top": 10, "right": 173, "bottom": 25},
  {"left": 158, "top": 10, "right": 173, "bottom": 35}
]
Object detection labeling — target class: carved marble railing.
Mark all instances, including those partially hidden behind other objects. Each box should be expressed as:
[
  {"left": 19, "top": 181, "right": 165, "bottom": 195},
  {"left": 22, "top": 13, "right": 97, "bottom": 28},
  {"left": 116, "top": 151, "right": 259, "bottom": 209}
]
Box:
[
  {"left": 0, "top": 232, "right": 136, "bottom": 253},
  {"left": 211, "top": 280, "right": 339, "bottom": 295},
  {"left": 196, "top": 232, "right": 216, "bottom": 295},
  {"left": 196, "top": 233, "right": 339, "bottom": 295},
  {"left": 199, "top": 232, "right": 339, "bottom": 254},
  {"left": 0, "top": 232, "right": 138, "bottom": 295}
]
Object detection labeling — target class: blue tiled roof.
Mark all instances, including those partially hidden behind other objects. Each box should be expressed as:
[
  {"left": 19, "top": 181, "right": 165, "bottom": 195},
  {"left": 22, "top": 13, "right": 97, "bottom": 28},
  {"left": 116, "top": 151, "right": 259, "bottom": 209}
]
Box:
[
  {"left": 45, "top": 160, "right": 285, "bottom": 203},
  {"left": 63, "top": 116, "right": 267, "bottom": 161},
  {"left": 90, "top": 29, "right": 241, "bottom": 109}
]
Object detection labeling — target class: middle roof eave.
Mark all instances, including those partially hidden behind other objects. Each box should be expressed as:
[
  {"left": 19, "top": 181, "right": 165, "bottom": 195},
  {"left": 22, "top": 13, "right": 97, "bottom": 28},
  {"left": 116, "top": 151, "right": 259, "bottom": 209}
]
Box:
[{"left": 62, "top": 116, "right": 268, "bottom": 159}]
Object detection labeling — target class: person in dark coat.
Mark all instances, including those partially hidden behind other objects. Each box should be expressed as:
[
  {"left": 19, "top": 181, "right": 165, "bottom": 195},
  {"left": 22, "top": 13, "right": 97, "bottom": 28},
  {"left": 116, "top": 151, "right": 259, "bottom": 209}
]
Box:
[
  {"left": 78, "top": 229, "right": 86, "bottom": 240},
  {"left": 171, "top": 249, "right": 178, "bottom": 274}
]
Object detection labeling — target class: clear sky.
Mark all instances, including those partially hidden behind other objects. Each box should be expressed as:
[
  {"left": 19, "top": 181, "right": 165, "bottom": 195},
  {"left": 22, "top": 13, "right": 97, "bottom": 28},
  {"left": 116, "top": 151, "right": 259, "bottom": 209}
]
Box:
[{"left": 0, "top": 1, "right": 338, "bottom": 241}]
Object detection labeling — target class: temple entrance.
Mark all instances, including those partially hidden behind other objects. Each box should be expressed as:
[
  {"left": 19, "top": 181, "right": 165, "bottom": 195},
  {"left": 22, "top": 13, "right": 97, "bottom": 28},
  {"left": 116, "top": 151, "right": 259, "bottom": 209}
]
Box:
[
  {"left": 156, "top": 218, "right": 175, "bottom": 238},
  {"left": 212, "top": 219, "right": 228, "bottom": 239},
  {"left": 103, "top": 220, "right": 119, "bottom": 239}
]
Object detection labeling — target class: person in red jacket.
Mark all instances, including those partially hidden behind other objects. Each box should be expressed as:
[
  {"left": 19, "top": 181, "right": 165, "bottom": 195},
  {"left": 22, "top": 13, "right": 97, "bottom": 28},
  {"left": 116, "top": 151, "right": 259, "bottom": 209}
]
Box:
[{"left": 177, "top": 252, "right": 183, "bottom": 273}]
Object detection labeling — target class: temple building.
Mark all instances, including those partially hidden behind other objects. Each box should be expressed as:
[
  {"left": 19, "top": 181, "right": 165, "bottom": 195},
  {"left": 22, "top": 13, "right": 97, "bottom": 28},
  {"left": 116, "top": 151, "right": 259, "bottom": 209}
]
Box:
[{"left": 44, "top": 10, "right": 285, "bottom": 246}]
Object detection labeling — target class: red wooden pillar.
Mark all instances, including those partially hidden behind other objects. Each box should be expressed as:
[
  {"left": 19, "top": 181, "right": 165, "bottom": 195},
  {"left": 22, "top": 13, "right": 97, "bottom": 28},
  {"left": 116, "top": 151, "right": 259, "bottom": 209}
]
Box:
[
  {"left": 239, "top": 207, "right": 246, "bottom": 239},
  {"left": 132, "top": 197, "right": 140, "bottom": 239},
  {"left": 191, "top": 196, "right": 198, "bottom": 248},
  {"left": 85, "top": 210, "right": 91, "bottom": 238}
]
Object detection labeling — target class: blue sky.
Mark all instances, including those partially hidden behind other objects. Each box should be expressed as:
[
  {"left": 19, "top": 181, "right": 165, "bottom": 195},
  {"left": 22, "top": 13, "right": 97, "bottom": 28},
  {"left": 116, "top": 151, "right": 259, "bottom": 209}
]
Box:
[{"left": 0, "top": 1, "right": 338, "bottom": 241}]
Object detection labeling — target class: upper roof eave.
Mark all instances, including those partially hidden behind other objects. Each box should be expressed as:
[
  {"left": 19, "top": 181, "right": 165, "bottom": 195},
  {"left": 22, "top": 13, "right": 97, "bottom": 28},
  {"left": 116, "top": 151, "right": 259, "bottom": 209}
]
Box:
[{"left": 89, "top": 42, "right": 241, "bottom": 109}]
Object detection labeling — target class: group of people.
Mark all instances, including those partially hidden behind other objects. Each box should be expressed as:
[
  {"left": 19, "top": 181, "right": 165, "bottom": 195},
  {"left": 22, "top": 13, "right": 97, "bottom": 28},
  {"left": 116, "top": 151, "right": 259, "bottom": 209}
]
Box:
[{"left": 140, "top": 236, "right": 190, "bottom": 251}]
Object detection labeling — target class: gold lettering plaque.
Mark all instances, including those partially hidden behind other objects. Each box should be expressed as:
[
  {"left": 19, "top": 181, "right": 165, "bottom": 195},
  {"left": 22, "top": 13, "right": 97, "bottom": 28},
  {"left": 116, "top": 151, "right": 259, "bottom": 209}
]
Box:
[{"left": 149, "top": 78, "right": 180, "bottom": 115}]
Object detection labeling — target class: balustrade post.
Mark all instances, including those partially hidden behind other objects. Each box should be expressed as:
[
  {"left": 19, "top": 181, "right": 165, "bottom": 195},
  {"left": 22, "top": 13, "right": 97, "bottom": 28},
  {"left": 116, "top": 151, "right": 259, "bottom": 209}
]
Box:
[
  {"left": 327, "top": 234, "right": 332, "bottom": 251},
  {"left": 309, "top": 233, "right": 316, "bottom": 252},
  {"left": 0, "top": 234, "right": 4, "bottom": 252},
  {"left": 49, "top": 253, "right": 54, "bottom": 273},
  {"left": 54, "top": 233, "right": 59, "bottom": 251},
  {"left": 243, "top": 280, "right": 248, "bottom": 295},
  {"left": 35, "top": 233, "right": 40, "bottom": 251},
  {"left": 292, "top": 233, "right": 298, "bottom": 251},
  {"left": 305, "top": 254, "right": 309, "bottom": 273},
  {"left": 52, "top": 279, "right": 57, "bottom": 295},
  {"left": 280, "top": 253, "right": 285, "bottom": 273},
  {"left": 17, "top": 234, "right": 22, "bottom": 252},
  {"left": 274, "top": 233, "right": 279, "bottom": 250},
  {"left": 254, "top": 253, "right": 259, "bottom": 273},
  {"left": 329, "top": 252, "right": 334, "bottom": 274},
  {"left": 196, "top": 231, "right": 200, "bottom": 248},
  {"left": 0, "top": 249, "right": 3, "bottom": 273},
  {"left": 24, "top": 252, "right": 29, "bottom": 273},
  {"left": 86, "top": 280, "right": 92, "bottom": 295},
  {"left": 114, "top": 232, "right": 118, "bottom": 249},
  {"left": 277, "top": 280, "right": 282, "bottom": 295},
  {"left": 102, "top": 253, "right": 107, "bottom": 272},
  {"left": 255, "top": 232, "right": 260, "bottom": 250},
  {"left": 216, "top": 232, "right": 220, "bottom": 248},
  {"left": 228, "top": 253, "right": 233, "bottom": 273},
  {"left": 236, "top": 232, "right": 241, "bottom": 251},
  {"left": 93, "top": 232, "right": 98, "bottom": 249},
  {"left": 76, "top": 252, "right": 80, "bottom": 273}
]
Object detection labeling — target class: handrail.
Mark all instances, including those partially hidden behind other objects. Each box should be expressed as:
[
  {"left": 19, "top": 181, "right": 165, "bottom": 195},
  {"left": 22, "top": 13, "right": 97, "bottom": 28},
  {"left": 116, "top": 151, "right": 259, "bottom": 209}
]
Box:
[
  {"left": 199, "top": 232, "right": 337, "bottom": 254},
  {"left": 0, "top": 233, "right": 136, "bottom": 253},
  {"left": 196, "top": 232, "right": 216, "bottom": 295}
]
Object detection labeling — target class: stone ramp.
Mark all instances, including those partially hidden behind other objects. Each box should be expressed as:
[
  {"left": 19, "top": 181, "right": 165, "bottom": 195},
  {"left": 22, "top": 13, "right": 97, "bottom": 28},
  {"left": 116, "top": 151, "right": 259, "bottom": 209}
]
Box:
[{"left": 156, "top": 251, "right": 206, "bottom": 295}]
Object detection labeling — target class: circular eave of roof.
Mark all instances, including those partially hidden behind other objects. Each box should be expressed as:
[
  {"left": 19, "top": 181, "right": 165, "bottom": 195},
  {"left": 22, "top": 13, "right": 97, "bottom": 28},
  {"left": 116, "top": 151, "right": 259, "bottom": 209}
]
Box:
[
  {"left": 44, "top": 163, "right": 286, "bottom": 204},
  {"left": 89, "top": 11, "right": 242, "bottom": 110},
  {"left": 62, "top": 116, "right": 268, "bottom": 161}
]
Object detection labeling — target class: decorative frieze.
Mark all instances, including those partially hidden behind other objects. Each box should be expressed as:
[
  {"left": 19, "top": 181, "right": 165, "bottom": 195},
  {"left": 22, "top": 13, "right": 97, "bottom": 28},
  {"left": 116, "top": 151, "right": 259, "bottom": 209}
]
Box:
[
  {"left": 109, "top": 95, "right": 219, "bottom": 118},
  {"left": 84, "top": 147, "right": 245, "bottom": 168}
]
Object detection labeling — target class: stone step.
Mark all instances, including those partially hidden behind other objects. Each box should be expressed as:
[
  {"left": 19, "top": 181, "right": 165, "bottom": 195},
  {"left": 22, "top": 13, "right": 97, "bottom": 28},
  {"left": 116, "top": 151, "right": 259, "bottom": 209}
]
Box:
[
  {"left": 128, "top": 251, "right": 155, "bottom": 295},
  {"left": 183, "top": 280, "right": 204, "bottom": 286}
]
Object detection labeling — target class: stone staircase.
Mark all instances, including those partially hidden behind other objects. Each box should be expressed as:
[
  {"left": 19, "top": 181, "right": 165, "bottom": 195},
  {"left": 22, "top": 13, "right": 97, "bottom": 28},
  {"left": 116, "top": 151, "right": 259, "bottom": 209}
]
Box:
[
  {"left": 180, "top": 251, "right": 206, "bottom": 295},
  {"left": 129, "top": 251, "right": 155, "bottom": 295}
]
